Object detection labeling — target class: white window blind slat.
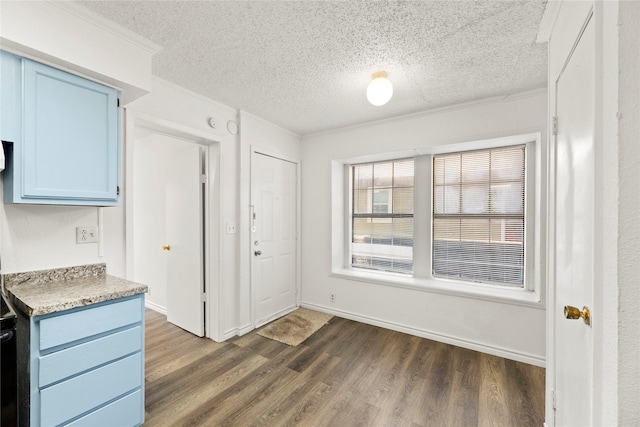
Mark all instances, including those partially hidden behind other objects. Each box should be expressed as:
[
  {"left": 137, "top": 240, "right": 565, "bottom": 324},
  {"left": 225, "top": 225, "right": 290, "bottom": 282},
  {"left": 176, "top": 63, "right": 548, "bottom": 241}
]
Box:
[{"left": 433, "top": 145, "right": 526, "bottom": 286}]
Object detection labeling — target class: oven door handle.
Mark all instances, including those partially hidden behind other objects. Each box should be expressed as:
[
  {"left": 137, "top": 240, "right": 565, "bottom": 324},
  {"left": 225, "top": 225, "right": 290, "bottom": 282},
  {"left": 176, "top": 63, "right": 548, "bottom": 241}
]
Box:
[{"left": 0, "top": 330, "right": 14, "bottom": 343}]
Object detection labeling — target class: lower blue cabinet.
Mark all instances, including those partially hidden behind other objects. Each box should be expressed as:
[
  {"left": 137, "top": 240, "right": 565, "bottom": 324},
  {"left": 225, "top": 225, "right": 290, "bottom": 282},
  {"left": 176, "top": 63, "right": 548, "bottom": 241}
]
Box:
[{"left": 23, "top": 295, "right": 145, "bottom": 426}]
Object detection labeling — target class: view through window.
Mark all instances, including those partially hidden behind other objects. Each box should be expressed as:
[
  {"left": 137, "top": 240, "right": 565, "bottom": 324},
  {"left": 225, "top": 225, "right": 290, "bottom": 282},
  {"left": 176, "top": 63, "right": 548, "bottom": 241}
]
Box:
[{"left": 351, "top": 159, "right": 414, "bottom": 273}]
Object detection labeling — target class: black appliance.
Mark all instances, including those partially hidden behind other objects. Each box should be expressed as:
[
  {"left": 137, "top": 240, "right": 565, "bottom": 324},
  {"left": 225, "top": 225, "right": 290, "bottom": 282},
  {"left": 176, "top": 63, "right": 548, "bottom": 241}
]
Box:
[{"left": 1, "top": 291, "right": 18, "bottom": 427}]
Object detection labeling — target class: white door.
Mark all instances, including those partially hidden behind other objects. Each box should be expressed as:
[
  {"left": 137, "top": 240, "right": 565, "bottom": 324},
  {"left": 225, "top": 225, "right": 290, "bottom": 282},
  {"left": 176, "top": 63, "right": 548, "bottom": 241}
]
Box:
[
  {"left": 133, "top": 131, "right": 205, "bottom": 336},
  {"left": 251, "top": 152, "right": 297, "bottom": 326},
  {"left": 553, "top": 13, "right": 594, "bottom": 425}
]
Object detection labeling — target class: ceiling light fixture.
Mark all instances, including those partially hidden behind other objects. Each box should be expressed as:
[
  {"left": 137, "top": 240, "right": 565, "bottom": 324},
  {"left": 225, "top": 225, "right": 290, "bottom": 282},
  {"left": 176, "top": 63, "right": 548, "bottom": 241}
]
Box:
[{"left": 366, "top": 71, "right": 393, "bottom": 106}]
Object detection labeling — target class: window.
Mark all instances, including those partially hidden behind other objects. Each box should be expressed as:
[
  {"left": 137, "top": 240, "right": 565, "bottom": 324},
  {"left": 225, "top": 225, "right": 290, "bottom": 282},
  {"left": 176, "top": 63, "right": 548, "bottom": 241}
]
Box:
[
  {"left": 335, "top": 133, "right": 541, "bottom": 304},
  {"left": 432, "top": 145, "right": 526, "bottom": 286},
  {"left": 351, "top": 159, "right": 414, "bottom": 274}
]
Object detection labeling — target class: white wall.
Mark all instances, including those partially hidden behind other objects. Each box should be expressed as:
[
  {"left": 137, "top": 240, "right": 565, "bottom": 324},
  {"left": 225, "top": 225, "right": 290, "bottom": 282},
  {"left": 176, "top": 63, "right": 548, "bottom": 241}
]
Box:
[
  {"left": 0, "top": 204, "right": 100, "bottom": 274},
  {"left": 300, "top": 91, "right": 547, "bottom": 366},
  {"left": 0, "top": 0, "right": 156, "bottom": 276},
  {"left": 235, "top": 111, "right": 302, "bottom": 337},
  {"left": 122, "top": 77, "right": 238, "bottom": 341},
  {"left": 0, "top": 1, "right": 159, "bottom": 103},
  {"left": 617, "top": 1, "right": 640, "bottom": 423},
  {"left": 124, "top": 95, "right": 303, "bottom": 340},
  {"left": 592, "top": 2, "right": 621, "bottom": 423}
]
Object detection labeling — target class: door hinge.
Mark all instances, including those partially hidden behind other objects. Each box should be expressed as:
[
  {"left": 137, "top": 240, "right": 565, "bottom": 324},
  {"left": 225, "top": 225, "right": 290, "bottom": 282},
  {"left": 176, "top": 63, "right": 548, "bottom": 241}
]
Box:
[
  {"left": 552, "top": 116, "right": 558, "bottom": 136},
  {"left": 116, "top": 185, "right": 120, "bottom": 196},
  {"left": 117, "top": 98, "right": 120, "bottom": 108},
  {"left": 200, "top": 174, "right": 207, "bottom": 184},
  {"left": 552, "top": 389, "right": 557, "bottom": 411},
  {"left": 201, "top": 292, "right": 206, "bottom": 302}
]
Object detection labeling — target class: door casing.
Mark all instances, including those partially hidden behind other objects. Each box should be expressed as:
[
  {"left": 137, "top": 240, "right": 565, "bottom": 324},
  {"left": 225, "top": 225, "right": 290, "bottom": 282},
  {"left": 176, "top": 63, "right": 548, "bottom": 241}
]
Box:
[{"left": 125, "top": 111, "right": 221, "bottom": 340}]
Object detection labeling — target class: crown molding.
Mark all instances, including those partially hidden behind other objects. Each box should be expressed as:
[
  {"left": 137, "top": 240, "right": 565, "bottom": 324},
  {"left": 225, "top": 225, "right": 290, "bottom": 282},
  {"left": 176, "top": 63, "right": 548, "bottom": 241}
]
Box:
[
  {"left": 46, "top": 1, "right": 162, "bottom": 54},
  {"left": 537, "top": 0, "right": 563, "bottom": 43}
]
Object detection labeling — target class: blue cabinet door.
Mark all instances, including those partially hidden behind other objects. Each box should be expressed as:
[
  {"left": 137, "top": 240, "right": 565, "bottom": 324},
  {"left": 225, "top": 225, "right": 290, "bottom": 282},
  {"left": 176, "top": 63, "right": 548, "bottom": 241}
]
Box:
[
  {"left": 0, "top": 51, "right": 21, "bottom": 144},
  {"left": 22, "top": 59, "right": 119, "bottom": 203},
  {"left": 1, "top": 51, "right": 120, "bottom": 206}
]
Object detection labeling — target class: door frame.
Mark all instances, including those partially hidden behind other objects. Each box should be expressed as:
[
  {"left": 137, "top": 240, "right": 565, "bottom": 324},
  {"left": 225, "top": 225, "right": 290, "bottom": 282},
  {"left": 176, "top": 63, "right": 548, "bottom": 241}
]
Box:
[
  {"left": 249, "top": 146, "right": 301, "bottom": 328},
  {"left": 124, "top": 110, "right": 222, "bottom": 340}
]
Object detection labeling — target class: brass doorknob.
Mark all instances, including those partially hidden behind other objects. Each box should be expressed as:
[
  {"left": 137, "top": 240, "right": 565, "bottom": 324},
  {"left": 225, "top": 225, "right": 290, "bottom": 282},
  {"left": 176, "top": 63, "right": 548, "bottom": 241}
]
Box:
[
  {"left": 564, "top": 305, "right": 591, "bottom": 326},
  {"left": 162, "top": 245, "right": 171, "bottom": 251}
]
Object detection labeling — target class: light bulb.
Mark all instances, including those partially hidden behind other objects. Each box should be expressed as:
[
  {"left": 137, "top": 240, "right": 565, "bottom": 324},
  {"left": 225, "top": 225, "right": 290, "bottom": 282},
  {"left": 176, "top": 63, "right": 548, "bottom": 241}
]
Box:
[{"left": 367, "top": 71, "right": 393, "bottom": 106}]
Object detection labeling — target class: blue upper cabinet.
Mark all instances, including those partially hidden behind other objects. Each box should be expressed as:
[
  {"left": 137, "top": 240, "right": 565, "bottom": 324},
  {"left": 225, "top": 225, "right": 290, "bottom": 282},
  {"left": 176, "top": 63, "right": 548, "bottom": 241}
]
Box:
[
  {"left": 1, "top": 52, "right": 21, "bottom": 144},
  {"left": 1, "top": 51, "right": 120, "bottom": 206}
]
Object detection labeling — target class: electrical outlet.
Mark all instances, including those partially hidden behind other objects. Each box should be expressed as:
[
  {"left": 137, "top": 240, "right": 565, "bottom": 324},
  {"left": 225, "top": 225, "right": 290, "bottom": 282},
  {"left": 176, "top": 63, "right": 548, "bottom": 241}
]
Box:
[
  {"left": 226, "top": 222, "right": 237, "bottom": 234},
  {"left": 330, "top": 293, "right": 336, "bottom": 303},
  {"left": 76, "top": 226, "right": 99, "bottom": 244}
]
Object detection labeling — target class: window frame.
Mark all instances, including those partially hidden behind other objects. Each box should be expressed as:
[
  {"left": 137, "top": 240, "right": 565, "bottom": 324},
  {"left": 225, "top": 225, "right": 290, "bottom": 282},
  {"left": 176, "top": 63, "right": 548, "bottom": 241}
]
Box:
[{"left": 332, "top": 132, "right": 543, "bottom": 308}]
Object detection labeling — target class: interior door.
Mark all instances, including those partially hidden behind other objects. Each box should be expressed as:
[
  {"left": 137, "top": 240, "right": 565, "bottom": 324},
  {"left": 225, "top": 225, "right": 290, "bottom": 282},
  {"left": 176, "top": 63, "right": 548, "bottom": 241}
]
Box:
[
  {"left": 251, "top": 152, "right": 297, "bottom": 326},
  {"left": 553, "top": 13, "right": 594, "bottom": 425},
  {"left": 165, "top": 141, "right": 205, "bottom": 337},
  {"left": 133, "top": 131, "right": 205, "bottom": 337}
]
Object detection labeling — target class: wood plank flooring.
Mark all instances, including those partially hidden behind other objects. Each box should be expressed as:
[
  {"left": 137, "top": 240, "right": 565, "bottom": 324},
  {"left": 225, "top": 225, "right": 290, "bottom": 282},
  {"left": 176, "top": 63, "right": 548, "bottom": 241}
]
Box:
[{"left": 144, "top": 309, "right": 545, "bottom": 426}]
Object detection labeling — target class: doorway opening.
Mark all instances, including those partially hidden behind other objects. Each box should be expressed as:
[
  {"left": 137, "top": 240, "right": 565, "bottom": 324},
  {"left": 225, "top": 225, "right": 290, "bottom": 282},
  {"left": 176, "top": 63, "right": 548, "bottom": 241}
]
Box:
[{"left": 126, "top": 114, "right": 219, "bottom": 338}]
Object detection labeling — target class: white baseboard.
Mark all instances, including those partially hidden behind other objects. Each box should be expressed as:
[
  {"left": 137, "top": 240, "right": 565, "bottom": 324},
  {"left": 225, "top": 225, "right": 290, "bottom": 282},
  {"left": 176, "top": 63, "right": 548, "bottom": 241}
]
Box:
[
  {"left": 221, "top": 305, "right": 300, "bottom": 341},
  {"left": 301, "top": 302, "right": 546, "bottom": 368},
  {"left": 221, "top": 323, "right": 254, "bottom": 341},
  {"left": 144, "top": 300, "right": 167, "bottom": 315},
  {"left": 254, "top": 305, "right": 297, "bottom": 328}
]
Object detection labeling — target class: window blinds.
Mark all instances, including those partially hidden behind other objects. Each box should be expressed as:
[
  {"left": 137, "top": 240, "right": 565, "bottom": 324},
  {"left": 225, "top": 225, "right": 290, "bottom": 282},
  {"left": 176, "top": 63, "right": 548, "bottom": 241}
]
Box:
[
  {"left": 432, "top": 145, "right": 525, "bottom": 286},
  {"left": 352, "top": 159, "right": 414, "bottom": 274}
]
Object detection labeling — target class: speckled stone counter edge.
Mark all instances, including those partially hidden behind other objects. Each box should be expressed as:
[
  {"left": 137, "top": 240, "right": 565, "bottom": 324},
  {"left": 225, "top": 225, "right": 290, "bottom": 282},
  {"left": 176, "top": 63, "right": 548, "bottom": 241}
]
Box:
[
  {"left": 3, "top": 263, "right": 107, "bottom": 288},
  {"left": 2, "top": 263, "right": 148, "bottom": 317}
]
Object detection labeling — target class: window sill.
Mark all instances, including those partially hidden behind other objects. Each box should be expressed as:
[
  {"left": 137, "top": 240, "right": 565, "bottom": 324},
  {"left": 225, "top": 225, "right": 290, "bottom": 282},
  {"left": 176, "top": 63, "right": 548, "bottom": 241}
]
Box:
[{"left": 329, "top": 268, "right": 544, "bottom": 309}]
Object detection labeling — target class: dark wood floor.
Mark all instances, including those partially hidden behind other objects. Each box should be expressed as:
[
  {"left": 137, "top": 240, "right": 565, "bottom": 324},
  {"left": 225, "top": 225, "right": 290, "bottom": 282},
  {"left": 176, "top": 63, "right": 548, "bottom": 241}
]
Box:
[{"left": 144, "top": 309, "right": 545, "bottom": 426}]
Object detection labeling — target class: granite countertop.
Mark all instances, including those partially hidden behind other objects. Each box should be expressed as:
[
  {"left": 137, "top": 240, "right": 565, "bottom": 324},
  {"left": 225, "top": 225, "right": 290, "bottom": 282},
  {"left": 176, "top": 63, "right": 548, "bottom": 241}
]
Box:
[{"left": 3, "top": 263, "right": 148, "bottom": 317}]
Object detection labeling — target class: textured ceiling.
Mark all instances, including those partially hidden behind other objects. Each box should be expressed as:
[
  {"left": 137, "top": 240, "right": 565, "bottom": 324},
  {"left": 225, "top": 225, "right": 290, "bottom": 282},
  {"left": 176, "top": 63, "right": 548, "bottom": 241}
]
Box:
[{"left": 78, "top": 1, "right": 548, "bottom": 135}]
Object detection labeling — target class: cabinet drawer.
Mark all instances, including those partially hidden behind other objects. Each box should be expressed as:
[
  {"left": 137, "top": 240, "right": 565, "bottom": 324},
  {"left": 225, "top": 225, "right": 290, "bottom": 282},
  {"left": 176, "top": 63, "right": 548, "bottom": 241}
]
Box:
[
  {"left": 65, "top": 389, "right": 143, "bottom": 427},
  {"left": 40, "top": 353, "right": 142, "bottom": 427},
  {"left": 39, "top": 297, "right": 142, "bottom": 351},
  {"left": 39, "top": 326, "right": 142, "bottom": 387}
]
